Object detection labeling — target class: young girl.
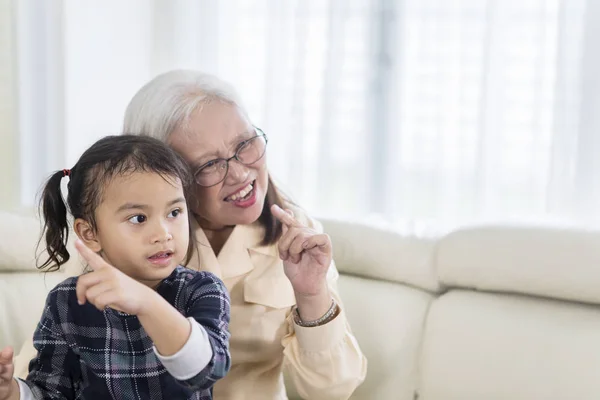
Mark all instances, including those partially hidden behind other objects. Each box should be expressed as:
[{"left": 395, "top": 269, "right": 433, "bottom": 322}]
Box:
[{"left": 0, "top": 135, "right": 231, "bottom": 400}]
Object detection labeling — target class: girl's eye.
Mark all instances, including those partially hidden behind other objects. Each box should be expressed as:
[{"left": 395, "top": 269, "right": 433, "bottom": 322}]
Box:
[
  {"left": 128, "top": 215, "right": 147, "bottom": 224},
  {"left": 168, "top": 209, "right": 181, "bottom": 218}
]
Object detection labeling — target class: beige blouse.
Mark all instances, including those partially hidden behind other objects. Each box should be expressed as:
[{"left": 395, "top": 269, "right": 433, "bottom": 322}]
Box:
[{"left": 15, "top": 207, "right": 367, "bottom": 399}]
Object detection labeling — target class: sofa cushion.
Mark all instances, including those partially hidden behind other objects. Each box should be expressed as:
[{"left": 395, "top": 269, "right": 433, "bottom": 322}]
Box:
[
  {"left": 321, "top": 218, "right": 441, "bottom": 292},
  {"left": 0, "top": 211, "right": 83, "bottom": 275},
  {"left": 0, "top": 211, "right": 44, "bottom": 273},
  {"left": 339, "top": 275, "right": 433, "bottom": 400},
  {"left": 418, "top": 290, "right": 600, "bottom": 400},
  {"left": 438, "top": 226, "right": 600, "bottom": 305},
  {"left": 0, "top": 272, "right": 67, "bottom": 350}
]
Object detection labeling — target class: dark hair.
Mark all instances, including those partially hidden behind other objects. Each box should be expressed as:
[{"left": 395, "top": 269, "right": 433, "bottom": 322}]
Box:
[
  {"left": 258, "top": 175, "right": 287, "bottom": 246},
  {"left": 38, "top": 134, "right": 195, "bottom": 272}
]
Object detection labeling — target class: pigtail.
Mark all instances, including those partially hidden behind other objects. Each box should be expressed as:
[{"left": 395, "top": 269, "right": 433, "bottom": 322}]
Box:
[{"left": 38, "top": 170, "right": 71, "bottom": 272}]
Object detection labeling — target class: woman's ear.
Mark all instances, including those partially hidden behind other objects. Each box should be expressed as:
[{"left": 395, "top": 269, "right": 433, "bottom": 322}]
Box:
[{"left": 73, "top": 218, "right": 102, "bottom": 252}]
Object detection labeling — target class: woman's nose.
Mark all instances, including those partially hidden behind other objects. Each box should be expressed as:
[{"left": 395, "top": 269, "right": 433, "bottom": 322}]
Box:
[{"left": 226, "top": 159, "right": 250, "bottom": 183}]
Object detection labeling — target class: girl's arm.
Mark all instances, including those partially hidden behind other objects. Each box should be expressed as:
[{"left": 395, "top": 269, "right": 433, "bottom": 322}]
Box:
[
  {"left": 75, "top": 240, "right": 231, "bottom": 391},
  {"left": 172, "top": 272, "right": 231, "bottom": 390},
  {"left": 151, "top": 272, "right": 231, "bottom": 391},
  {"left": 137, "top": 294, "right": 193, "bottom": 356}
]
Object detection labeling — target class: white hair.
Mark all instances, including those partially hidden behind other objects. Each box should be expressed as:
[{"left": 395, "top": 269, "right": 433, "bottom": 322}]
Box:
[{"left": 123, "top": 70, "right": 248, "bottom": 141}]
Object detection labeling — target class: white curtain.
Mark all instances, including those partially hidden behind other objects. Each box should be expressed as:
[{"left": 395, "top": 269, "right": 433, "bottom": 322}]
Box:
[{"left": 6, "top": 0, "right": 600, "bottom": 229}]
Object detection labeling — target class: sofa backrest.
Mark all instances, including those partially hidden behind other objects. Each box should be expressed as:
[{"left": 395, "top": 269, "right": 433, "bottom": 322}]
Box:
[
  {"left": 321, "top": 219, "right": 600, "bottom": 400},
  {"left": 437, "top": 226, "right": 600, "bottom": 305}
]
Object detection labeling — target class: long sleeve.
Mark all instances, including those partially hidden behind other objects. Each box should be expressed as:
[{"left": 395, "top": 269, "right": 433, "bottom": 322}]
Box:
[
  {"left": 174, "top": 272, "right": 231, "bottom": 391},
  {"left": 16, "top": 379, "right": 34, "bottom": 400},
  {"left": 154, "top": 318, "right": 214, "bottom": 380},
  {"left": 24, "top": 291, "right": 79, "bottom": 400},
  {"left": 281, "top": 260, "right": 367, "bottom": 400}
]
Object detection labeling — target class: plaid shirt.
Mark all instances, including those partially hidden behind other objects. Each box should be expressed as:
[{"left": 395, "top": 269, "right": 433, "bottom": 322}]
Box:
[{"left": 24, "top": 266, "right": 231, "bottom": 400}]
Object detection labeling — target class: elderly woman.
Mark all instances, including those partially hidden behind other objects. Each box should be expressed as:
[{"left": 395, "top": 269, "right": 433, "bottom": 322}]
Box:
[{"left": 15, "top": 70, "right": 367, "bottom": 399}]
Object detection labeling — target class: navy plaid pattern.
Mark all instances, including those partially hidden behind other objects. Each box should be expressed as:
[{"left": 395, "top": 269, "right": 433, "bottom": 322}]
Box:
[{"left": 24, "top": 266, "right": 231, "bottom": 399}]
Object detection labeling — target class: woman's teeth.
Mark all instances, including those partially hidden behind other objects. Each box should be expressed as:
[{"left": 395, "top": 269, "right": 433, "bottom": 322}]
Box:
[{"left": 227, "top": 182, "right": 254, "bottom": 202}]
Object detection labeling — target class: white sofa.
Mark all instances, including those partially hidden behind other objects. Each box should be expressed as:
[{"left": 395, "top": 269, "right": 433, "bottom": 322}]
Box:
[{"left": 2, "top": 210, "right": 600, "bottom": 400}]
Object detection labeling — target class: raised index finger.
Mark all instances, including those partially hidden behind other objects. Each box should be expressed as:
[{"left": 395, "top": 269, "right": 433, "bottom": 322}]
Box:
[
  {"left": 0, "top": 346, "right": 13, "bottom": 363},
  {"left": 74, "top": 239, "right": 108, "bottom": 272},
  {"left": 271, "top": 204, "right": 302, "bottom": 228}
]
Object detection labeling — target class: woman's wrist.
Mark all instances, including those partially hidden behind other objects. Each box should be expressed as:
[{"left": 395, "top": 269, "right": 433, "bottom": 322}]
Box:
[
  {"left": 294, "top": 288, "right": 332, "bottom": 322},
  {"left": 293, "top": 297, "right": 339, "bottom": 328}
]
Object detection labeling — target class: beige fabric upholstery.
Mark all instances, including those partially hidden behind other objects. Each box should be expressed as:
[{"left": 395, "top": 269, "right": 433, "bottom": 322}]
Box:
[
  {"left": 322, "top": 219, "right": 440, "bottom": 292},
  {"left": 0, "top": 211, "right": 44, "bottom": 273},
  {"left": 336, "top": 275, "right": 432, "bottom": 400},
  {"left": 0, "top": 272, "right": 66, "bottom": 349},
  {"left": 419, "top": 290, "right": 600, "bottom": 400},
  {"left": 438, "top": 226, "right": 600, "bottom": 304},
  {"left": 0, "top": 210, "right": 82, "bottom": 275}
]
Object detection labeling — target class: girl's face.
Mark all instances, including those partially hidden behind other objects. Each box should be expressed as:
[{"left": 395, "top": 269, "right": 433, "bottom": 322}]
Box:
[
  {"left": 168, "top": 102, "right": 269, "bottom": 230},
  {"left": 76, "top": 172, "right": 190, "bottom": 288}
]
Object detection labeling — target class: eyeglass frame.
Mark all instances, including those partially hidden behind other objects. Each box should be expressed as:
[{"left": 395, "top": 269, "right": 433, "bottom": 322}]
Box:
[{"left": 192, "top": 127, "right": 269, "bottom": 187}]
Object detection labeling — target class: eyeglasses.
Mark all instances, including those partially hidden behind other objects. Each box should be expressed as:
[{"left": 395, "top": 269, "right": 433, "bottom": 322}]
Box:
[{"left": 194, "top": 127, "right": 268, "bottom": 187}]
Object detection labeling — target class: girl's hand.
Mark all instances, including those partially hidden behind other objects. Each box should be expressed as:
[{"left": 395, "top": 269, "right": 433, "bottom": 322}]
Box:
[
  {"left": 74, "top": 240, "right": 154, "bottom": 316},
  {"left": 0, "top": 347, "right": 17, "bottom": 400},
  {"left": 271, "top": 205, "right": 332, "bottom": 297}
]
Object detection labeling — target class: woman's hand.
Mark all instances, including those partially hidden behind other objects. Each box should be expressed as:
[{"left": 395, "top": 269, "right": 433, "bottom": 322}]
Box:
[
  {"left": 271, "top": 205, "right": 332, "bottom": 296},
  {"left": 271, "top": 205, "right": 333, "bottom": 320},
  {"left": 74, "top": 240, "right": 154, "bottom": 316},
  {"left": 0, "top": 347, "right": 18, "bottom": 400}
]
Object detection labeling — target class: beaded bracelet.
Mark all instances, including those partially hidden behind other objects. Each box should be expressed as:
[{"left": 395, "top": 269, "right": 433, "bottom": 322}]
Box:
[{"left": 293, "top": 298, "right": 339, "bottom": 328}]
